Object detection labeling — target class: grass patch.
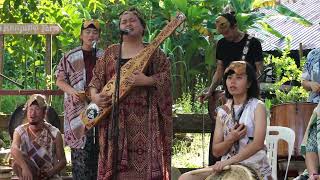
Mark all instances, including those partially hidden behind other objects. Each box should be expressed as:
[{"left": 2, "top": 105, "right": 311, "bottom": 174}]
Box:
[{"left": 172, "top": 133, "right": 211, "bottom": 168}]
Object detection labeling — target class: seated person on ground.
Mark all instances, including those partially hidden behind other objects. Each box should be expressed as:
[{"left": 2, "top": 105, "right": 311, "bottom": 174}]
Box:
[
  {"left": 179, "top": 61, "right": 272, "bottom": 180},
  {"left": 11, "top": 94, "right": 66, "bottom": 180}
]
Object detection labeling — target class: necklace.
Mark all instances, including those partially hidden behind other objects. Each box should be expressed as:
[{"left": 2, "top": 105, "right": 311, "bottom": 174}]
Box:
[
  {"left": 231, "top": 98, "right": 249, "bottom": 153},
  {"left": 231, "top": 99, "right": 248, "bottom": 124},
  {"left": 28, "top": 126, "right": 43, "bottom": 139}
]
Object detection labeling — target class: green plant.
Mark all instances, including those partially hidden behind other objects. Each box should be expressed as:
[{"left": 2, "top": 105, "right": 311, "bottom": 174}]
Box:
[
  {"left": 172, "top": 133, "right": 210, "bottom": 168},
  {"left": 1, "top": 0, "right": 310, "bottom": 102},
  {"left": 173, "top": 75, "right": 208, "bottom": 114},
  {"left": 0, "top": 131, "right": 11, "bottom": 149},
  {"left": 264, "top": 37, "right": 308, "bottom": 105}
]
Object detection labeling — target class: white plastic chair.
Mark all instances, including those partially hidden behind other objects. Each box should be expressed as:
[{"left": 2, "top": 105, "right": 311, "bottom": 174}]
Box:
[{"left": 265, "top": 126, "right": 295, "bottom": 180}]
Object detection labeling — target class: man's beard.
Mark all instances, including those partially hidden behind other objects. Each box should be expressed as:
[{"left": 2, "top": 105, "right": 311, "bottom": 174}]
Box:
[{"left": 29, "top": 121, "right": 40, "bottom": 125}]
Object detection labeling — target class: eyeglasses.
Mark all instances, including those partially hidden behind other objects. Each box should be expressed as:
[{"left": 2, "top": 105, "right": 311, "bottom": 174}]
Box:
[
  {"left": 224, "top": 61, "right": 247, "bottom": 75},
  {"left": 83, "top": 19, "right": 100, "bottom": 30}
]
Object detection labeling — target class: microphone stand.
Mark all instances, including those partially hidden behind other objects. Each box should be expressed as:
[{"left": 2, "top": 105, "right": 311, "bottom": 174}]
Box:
[
  {"left": 92, "top": 41, "right": 97, "bottom": 57},
  {"left": 110, "top": 32, "right": 124, "bottom": 180}
]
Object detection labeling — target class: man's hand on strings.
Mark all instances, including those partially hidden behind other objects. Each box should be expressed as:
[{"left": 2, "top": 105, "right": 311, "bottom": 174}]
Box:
[
  {"left": 91, "top": 93, "right": 111, "bottom": 108},
  {"left": 69, "top": 89, "right": 82, "bottom": 103},
  {"left": 70, "top": 90, "right": 88, "bottom": 104},
  {"left": 127, "top": 70, "right": 155, "bottom": 87}
]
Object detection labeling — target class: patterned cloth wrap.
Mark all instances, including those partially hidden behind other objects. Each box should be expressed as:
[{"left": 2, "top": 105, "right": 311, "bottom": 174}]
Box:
[
  {"left": 14, "top": 122, "right": 61, "bottom": 180},
  {"left": 89, "top": 44, "right": 172, "bottom": 180},
  {"left": 55, "top": 46, "right": 104, "bottom": 148}
]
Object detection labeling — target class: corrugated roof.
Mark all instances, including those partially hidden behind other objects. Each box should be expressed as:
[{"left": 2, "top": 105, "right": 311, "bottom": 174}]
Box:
[{"left": 248, "top": 0, "right": 320, "bottom": 51}]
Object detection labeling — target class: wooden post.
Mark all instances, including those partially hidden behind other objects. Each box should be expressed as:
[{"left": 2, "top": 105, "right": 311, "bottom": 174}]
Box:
[
  {"left": 45, "top": 35, "right": 53, "bottom": 103},
  {"left": 0, "top": 35, "right": 4, "bottom": 88},
  {"left": 299, "top": 43, "right": 303, "bottom": 62},
  {"left": 0, "top": 35, "right": 4, "bottom": 110}
]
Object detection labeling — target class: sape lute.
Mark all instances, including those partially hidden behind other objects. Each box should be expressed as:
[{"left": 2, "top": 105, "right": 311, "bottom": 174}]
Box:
[{"left": 81, "top": 12, "right": 186, "bottom": 130}]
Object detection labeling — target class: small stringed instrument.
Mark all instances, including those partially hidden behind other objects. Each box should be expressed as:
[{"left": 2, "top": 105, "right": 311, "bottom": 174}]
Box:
[{"left": 81, "top": 12, "right": 186, "bottom": 130}]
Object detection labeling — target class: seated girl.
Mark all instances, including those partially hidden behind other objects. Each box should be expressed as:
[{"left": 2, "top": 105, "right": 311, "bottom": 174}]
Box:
[{"left": 179, "top": 61, "right": 272, "bottom": 180}]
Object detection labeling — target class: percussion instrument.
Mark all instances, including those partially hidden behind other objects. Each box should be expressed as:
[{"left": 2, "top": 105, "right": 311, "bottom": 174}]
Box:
[{"left": 190, "top": 164, "right": 262, "bottom": 180}]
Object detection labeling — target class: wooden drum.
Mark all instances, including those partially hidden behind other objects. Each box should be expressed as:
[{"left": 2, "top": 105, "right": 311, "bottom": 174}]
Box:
[
  {"left": 270, "top": 102, "right": 317, "bottom": 157},
  {"left": 191, "top": 164, "right": 263, "bottom": 180},
  {"left": 204, "top": 165, "right": 262, "bottom": 180}
]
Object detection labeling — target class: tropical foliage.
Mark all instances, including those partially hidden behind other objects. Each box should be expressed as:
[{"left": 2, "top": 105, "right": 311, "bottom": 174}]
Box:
[
  {"left": 0, "top": 0, "right": 314, "bottom": 170},
  {"left": 0, "top": 0, "right": 311, "bottom": 114},
  {"left": 264, "top": 37, "right": 308, "bottom": 105}
]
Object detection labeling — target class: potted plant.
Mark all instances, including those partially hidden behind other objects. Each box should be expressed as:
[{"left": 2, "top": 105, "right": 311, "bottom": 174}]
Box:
[{"left": 263, "top": 38, "right": 313, "bottom": 158}]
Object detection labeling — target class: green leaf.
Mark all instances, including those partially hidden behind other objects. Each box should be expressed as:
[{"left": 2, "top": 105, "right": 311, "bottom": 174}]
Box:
[
  {"left": 34, "top": 60, "right": 41, "bottom": 66},
  {"left": 171, "top": 0, "right": 187, "bottom": 13},
  {"left": 58, "top": 0, "right": 63, "bottom": 6},
  {"left": 276, "top": 4, "right": 312, "bottom": 26},
  {"left": 252, "top": 0, "right": 276, "bottom": 9},
  {"left": 159, "top": 0, "right": 165, "bottom": 9},
  {"left": 230, "top": 0, "right": 254, "bottom": 13},
  {"left": 187, "top": 5, "right": 201, "bottom": 19},
  {"left": 257, "top": 21, "right": 284, "bottom": 38},
  {"left": 204, "top": 43, "right": 214, "bottom": 66}
]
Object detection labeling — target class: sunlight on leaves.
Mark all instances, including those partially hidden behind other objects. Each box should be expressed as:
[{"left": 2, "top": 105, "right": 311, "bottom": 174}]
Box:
[
  {"left": 253, "top": 0, "right": 277, "bottom": 9},
  {"left": 171, "top": 0, "right": 187, "bottom": 13},
  {"left": 257, "top": 21, "right": 284, "bottom": 38},
  {"left": 276, "top": 4, "right": 312, "bottom": 26}
]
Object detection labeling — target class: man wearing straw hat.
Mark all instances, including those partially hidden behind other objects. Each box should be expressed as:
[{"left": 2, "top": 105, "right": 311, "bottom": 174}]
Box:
[{"left": 11, "top": 94, "right": 66, "bottom": 180}]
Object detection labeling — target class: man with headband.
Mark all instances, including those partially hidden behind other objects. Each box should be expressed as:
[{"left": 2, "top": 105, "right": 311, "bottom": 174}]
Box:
[
  {"left": 201, "top": 12, "right": 263, "bottom": 101},
  {"left": 11, "top": 94, "right": 66, "bottom": 180},
  {"left": 55, "top": 19, "right": 104, "bottom": 179}
]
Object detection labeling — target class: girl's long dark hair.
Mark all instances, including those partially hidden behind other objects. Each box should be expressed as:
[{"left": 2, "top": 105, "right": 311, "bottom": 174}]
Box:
[{"left": 223, "top": 62, "right": 260, "bottom": 99}]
